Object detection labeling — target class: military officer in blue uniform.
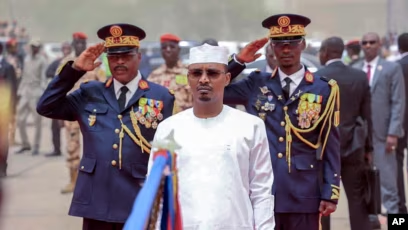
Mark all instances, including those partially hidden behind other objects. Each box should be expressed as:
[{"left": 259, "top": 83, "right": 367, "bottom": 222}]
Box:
[
  {"left": 36, "top": 23, "right": 175, "bottom": 230},
  {"left": 224, "top": 14, "right": 341, "bottom": 230}
]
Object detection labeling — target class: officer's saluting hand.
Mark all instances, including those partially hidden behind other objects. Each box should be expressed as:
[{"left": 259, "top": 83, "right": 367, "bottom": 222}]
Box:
[{"left": 72, "top": 43, "right": 104, "bottom": 71}]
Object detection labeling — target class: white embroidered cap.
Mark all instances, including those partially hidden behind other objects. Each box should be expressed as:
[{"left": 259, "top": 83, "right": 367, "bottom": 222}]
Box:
[{"left": 189, "top": 44, "right": 229, "bottom": 65}]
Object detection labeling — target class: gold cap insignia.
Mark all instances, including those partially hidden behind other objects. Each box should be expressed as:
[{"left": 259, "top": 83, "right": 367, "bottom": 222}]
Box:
[
  {"left": 110, "top": 26, "right": 123, "bottom": 37},
  {"left": 264, "top": 14, "right": 310, "bottom": 38},
  {"left": 278, "top": 16, "right": 291, "bottom": 27}
]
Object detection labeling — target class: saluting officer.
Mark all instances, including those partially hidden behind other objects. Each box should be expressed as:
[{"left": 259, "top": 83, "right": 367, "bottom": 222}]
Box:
[
  {"left": 224, "top": 14, "right": 341, "bottom": 230},
  {"left": 36, "top": 23, "right": 175, "bottom": 230}
]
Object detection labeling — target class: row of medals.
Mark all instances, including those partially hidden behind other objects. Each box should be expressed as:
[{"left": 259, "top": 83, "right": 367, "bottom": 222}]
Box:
[
  {"left": 297, "top": 99, "right": 321, "bottom": 129},
  {"left": 134, "top": 109, "right": 163, "bottom": 129},
  {"left": 255, "top": 94, "right": 275, "bottom": 120}
]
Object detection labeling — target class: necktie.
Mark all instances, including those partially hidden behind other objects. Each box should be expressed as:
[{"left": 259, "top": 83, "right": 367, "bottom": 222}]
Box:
[
  {"left": 283, "top": 77, "right": 292, "bottom": 100},
  {"left": 118, "top": 86, "right": 129, "bottom": 111},
  {"left": 366, "top": 64, "right": 371, "bottom": 82}
]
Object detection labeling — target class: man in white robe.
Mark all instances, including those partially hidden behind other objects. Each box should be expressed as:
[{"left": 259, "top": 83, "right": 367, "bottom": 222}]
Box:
[{"left": 148, "top": 44, "right": 275, "bottom": 230}]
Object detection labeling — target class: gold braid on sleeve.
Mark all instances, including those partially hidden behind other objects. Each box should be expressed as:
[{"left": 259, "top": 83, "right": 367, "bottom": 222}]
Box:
[{"left": 284, "top": 79, "right": 340, "bottom": 173}]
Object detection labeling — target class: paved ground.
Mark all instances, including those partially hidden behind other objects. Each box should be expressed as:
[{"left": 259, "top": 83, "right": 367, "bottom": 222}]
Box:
[{"left": 0, "top": 118, "right": 401, "bottom": 230}]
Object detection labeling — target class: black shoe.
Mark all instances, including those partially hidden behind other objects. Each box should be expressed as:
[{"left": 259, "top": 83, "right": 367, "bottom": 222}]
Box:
[
  {"left": 369, "top": 215, "right": 381, "bottom": 229},
  {"left": 44, "top": 152, "right": 62, "bottom": 157},
  {"left": 15, "top": 147, "right": 31, "bottom": 154}
]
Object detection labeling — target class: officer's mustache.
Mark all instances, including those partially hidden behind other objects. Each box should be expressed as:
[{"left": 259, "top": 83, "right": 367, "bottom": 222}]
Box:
[
  {"left": 197, "top": 85, "right": 212, "bottom": 91},
  {"left": 114, "top": 66, "right": 128, "bottom": 71},
  {"left": 280, "top": 55, "right": 294, "bottom": 58}
]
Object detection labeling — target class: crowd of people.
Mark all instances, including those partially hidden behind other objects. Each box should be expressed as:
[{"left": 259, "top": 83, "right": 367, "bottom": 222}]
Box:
[
  {"left": 0, "top": 19, "right": 29, "bottom": 40},
  {"left": 1, "top": 12, "right": 408, "bottom": 230}
]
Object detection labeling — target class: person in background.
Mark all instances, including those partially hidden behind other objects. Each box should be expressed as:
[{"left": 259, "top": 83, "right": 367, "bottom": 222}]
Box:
[
  {"left": 351, "top": 32, "right": 405, "bottom": 229},
  {"left": 148, "top": 33, "right": 191, "bottom": 113},
  {"left": 0, "top": 41, "right": 17, "bottom": 177},
  {"left": 56, "top": 32, "right": 106, "bottom": 194},
  {"left": 5, "top": 38, "right": 23, "bottom": 146},
  {"left": 44, "top": 41, "right": 73, "bottom": 158},
  {"left": 263, "top": 43, "right": 277, "bottom": 72},
  {"left": 317, "top": 36, "right": 373, "bottom": 230},
  {"left": 345, "top": 39, "right": 362, "bottom": 66},
  {"left": 15, "top": 39, "right": 47, "bottom": 156},
  {"left": 396, "top": 32, "right": 408, "bottom": 214}
]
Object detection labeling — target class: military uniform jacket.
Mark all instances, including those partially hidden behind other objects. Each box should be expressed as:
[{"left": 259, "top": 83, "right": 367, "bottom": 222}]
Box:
[
  {"left": 147, "top": 61, "right": 192, "bottom": 113},
  {"left": 224, "top": 58, "right": 341, "bottom": 213},
  {"left": 36, "top": 61, "right": 175, "bottom": 222}
]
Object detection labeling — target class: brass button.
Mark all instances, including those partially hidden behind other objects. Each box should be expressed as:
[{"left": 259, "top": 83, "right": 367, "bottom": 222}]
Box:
[
  {"left": 115, "top": 129, "right": 120, "bottom": 134},
  {"left": 280, "top": 121, "right": 285, "bottom": 126},
  {"left": 334, "top": 174, "right": 338, "bottom": 177},
  {"left": 111, "top": 160, "right": 117, "bottom": 166},
  {"left": 113, "top": 144, "right": 118, "bottom": 149},
  {"left": 93, "top": 109, "right": 97, "bottom": 112},
  {"left": 279, "top": 137, "right": 284, "bottom": 142},
  {"left": 277, "top": 153, "right": 283, "bottom": 158},
  {"left": 117, "top": 114, "right": 122, "bottom": 119},
  {"left": 310, "top": 165, "right": 314, "bottom": 169},
  {"left": 283, "top": 106, "right": 288, "bottom": 111},
  {"left": 81, "top": 166, "right": 84, "bottom": 170}
]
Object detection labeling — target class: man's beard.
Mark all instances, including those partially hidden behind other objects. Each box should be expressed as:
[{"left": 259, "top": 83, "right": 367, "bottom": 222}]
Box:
[
  {"left": 281, "top": 63, "right": 294, "bottom": 68},
  {"left": 198, "top": 95, "right": 211, "bottom": 102}
]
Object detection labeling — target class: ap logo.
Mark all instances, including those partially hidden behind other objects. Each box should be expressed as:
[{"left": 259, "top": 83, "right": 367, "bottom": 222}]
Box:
[{"left": 388, "top": 214, "right": 408, "bottom": 229}]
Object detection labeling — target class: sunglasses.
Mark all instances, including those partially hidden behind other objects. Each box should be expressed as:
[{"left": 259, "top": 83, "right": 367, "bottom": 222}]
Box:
[
  {"left": 271, "top": 38, "right": 304, "bottom": 48},
  {"left": 361, "top": 40, "right": 377, "bottom": 46},
  {"left": 107, "top": 52, "right": 138, "bottom": 61},
  {"left": 188, "top": 69, "right": 226, "bottom": 79}
]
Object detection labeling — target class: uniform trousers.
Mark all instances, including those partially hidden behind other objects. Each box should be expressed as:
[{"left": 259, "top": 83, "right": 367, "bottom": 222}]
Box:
[
  {"left": 275, "top": 213, "right": 319, "bottom": 230},
  {"left": 82, "top": 218, "right": 124, "bottom": 230},
  {"left": 17, "top": 96, "right": 42, "bottom": 150},
  {"left": 373, "top": 140, "right": 399, "bottom": 213},
  {"left": 51, "top": 119, "right": 61, "bottom": 154}
]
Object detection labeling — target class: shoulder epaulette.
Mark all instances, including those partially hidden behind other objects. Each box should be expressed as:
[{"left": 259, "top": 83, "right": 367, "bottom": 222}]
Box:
[
  {"left": 328, "top": 79, "right": 337, "bottom": 86},
  {"left": 254, "top": 69, "right": 261, "bottom": 73},
  {"left": 320, "top": 76, "right": 329, "bottom": 82},
  {"left": 169, "top": 89, "right": 175, "bottom": 95},
  {"left": 319, "top": 76, "right": 337, "bottom": 87},
  {"left": 56, "top": 61, "right": 68, "bottom": 75}
]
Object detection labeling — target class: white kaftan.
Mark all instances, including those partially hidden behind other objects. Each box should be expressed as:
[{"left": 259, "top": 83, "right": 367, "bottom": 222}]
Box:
[{"left": 148, "top": 105, "right": 275, "bottom": 230}]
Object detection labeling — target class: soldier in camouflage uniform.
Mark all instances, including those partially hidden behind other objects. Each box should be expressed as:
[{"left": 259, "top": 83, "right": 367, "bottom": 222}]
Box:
[
  {"left": 59, "top": 32, "right": 106, "bottom": 194},
  {"left": 147, "top": 33, "right": 191, "bottom": 113}
]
